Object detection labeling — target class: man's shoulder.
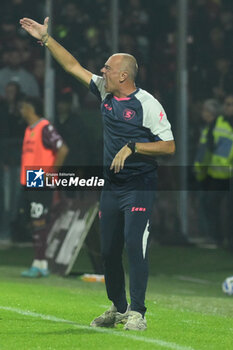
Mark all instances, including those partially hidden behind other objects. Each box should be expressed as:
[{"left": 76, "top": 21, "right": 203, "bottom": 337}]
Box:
[
  {"left": 91, "top": 74, "right": 109, "bottom": 101},
  {"left": 216, "top": 115, "right": 227, "bottom": 126},
  {"left": 135, "top": 88, "right": 161, "bottom": 108},
  {"left": 216, "top": 115, "right": 233, "bottom": 131}
]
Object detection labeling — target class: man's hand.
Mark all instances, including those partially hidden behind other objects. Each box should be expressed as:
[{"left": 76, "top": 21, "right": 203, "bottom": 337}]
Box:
[
  {"left": 110, "top": 145, "right": 132, "bottom": 173},
  {"left": 20, "top": 17, "right": 49, "bottom": 40}
]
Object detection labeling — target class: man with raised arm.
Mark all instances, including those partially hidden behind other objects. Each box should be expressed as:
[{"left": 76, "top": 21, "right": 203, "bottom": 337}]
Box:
[{"left": 20, "top": 17, "right": 175, "bottom": 331}]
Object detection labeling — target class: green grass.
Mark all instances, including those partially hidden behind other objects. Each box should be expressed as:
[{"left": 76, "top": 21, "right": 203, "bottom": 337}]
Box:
[{"left": 1, "top": 244, "right": 233, "bottom": 350}]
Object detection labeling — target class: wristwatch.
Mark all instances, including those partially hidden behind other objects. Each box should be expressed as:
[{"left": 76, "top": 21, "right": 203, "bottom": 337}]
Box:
[{"left": 127, "top": 141, "right": 137, "bottom": 154}]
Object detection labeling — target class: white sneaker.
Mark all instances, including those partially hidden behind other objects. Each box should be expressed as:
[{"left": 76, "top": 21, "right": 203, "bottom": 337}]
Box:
[
  {"left": 90, "top": 304, "right": 129, "bottom": 328},
  {"left": 124, "top": 311, "right": 147, "bottom": 331}
]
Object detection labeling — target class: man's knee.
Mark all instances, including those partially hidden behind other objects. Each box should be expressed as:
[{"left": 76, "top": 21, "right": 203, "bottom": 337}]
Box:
[{"left": 101, "top": 245, "right": 122, "bottom": 264}]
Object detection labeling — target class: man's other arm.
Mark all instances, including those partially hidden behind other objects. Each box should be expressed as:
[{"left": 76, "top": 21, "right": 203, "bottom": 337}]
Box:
[
  {"left": 135, "top": 140, "right": 175, "bottom": 156},
  {"left": 53, "top": 143, "right": 69, "bottom": 171}
]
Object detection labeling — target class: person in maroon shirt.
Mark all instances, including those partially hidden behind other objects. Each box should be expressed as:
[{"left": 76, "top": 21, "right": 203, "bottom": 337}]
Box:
[{"left": 19, "top": 96, "right": 69, "bottom": 278}]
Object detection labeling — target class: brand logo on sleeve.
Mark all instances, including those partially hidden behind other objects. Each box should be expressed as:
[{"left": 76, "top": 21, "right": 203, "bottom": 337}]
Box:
[
  {"left": 123, "top": 109, "right": 135, "bottom": 120},
  {"left": 104, "top": 104, "right": 112, "bottom": 111},
  {"left": 159, "top": 111, "right": 164, "bottom": 122}
]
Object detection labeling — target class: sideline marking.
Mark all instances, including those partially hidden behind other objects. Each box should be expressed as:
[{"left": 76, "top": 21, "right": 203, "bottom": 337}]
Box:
[
  {"left": 174, "top": 275, "right": 213, "bottom": 285},
  {"left": 0, "top": 306, "right": 195, "bottom": 350}
]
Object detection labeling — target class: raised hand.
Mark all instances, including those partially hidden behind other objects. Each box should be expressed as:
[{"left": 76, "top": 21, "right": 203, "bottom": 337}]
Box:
[{"left": 19, "top": 17, "right": 49, "bottom": 40}]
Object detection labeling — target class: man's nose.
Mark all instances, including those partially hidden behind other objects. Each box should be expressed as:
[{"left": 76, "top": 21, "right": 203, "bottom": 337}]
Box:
[{"left": 101, "top": 67, "right": 105, "bottom": 73}]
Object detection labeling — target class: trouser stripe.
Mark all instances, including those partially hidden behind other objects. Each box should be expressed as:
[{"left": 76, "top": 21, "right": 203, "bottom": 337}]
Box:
[{"left": 142, "top": 220, "right": 150, "bottom": 259}]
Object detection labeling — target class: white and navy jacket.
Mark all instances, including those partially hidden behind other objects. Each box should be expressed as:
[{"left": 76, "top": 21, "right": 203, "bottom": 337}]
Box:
[{"left": 90, "top": 74, "right": 174, "bottom": 181}]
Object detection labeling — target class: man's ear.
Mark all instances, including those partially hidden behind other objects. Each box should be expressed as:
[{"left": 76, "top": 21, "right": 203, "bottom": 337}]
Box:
[{"left": 119, "top": 71, "right": 128, "bottom": 83}]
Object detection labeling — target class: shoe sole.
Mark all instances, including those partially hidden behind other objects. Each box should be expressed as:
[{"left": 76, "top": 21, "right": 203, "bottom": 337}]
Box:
[
  {"left": 124, "top": 326, "right": 147, "bottom": 331},
  {"left": 90, "top": 323, "right": 116, "bottom": 328},
  {"left": 21, "top": 273, "right": 49, "bottom": 278}
]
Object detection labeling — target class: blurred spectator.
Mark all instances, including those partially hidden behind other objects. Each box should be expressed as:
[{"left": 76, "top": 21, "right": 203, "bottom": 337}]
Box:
[
  {"left": 1, "top": 82, "right": 26, "bottom": 142},
  {"left": 13, "top": 37, "right": 32, "bottom": 67},
  {"left": 150, "top": 29, "right": 176, "bottom": 121},
  {"left": 55, "top": 90, "right": 91, "bottom": 166},
  {"left": 82, "top": 26, "right": 109, "bottom": 68},
  {"left": 207, "top": 27, "right": 227, "bottom": 60},
  {"left": 32, "top": 58, "right": 45, "bottom": 96},
  {"left": 0, "top": 82, "right": 26, "bottom": 239},
  {"left": 81, "top": 58, "right": 101, "bottom": 108},
  {"left": 1, "top": 0, "right": 42, "bottom": 24},
  {"left": 0, "top": 15, "right": 17, "bottom": 41},
  {"left": 193, "top": 99, "right": 220, "bottom": 241},
  {"left": 19, "top": 96, "right": 68, "bottom": 276},
  {"left": 0, "top": 16, "right": 17, "bottom": 68},
  {"left": 120, "top": 0, "right": 150, "bottom": 61},
  {"left": 220, "top": 8, "right": 233, "bottom": 50},
  {"left": 198, "top": 94, "right": 233, "bottom": 247},
  {"left": 0, "top": 48, "right": 40, "bottom": 97},
  {"left": 54, "top": 1, "right": 90, "bottom": 53},
  {"left": 0, "top": 82, "right": 26, "bottom": 172},
  {"left": 209, "top": 56, "right": 233, "bottom": 101}
]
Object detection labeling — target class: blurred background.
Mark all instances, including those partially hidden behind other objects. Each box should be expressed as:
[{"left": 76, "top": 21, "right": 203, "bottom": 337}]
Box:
[{"left": 0, "top": 0, "right": 232, "bottom": 249}]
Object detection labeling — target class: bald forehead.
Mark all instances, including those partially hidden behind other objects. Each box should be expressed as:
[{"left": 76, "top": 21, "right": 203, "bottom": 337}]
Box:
[
  {"left": 106, "top": 54, "right": 123, "bottom": 68},
  {"left": 106, "top": 53, "right": 138, "bottom": 80},
  {"left": 110, "top": 53, "right": 137, "bottom": 68}
]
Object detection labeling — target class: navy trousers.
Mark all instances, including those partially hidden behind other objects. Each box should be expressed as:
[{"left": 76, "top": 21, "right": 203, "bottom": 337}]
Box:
[{"left": 99, "top": 171, "right": 156, "bottom": 316}]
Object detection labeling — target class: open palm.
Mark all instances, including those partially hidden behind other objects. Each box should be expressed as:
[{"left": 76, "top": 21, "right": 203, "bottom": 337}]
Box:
[{"left": 20, "top": 17, "right": 49, "bottom": 40}]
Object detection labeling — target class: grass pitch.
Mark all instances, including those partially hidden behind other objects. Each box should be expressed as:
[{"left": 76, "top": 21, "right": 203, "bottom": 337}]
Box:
[{"left": 0, "top": 244, "right": 233, "bottom": 350}]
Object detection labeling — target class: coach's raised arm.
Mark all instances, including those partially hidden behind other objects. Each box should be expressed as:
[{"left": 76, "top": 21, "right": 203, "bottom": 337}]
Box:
[{"left": 20, "top": 17, "right": 92, "bottom": 87}]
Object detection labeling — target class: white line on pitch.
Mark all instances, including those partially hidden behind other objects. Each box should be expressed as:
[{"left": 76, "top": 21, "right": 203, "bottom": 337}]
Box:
[
  {"left": 0, "top": 306, "right": 195, "bottom": 350},
  {"left": 98, "top": 304, "right": 159, "bottom": 317},
  {"left": 174, "top": 275, "right": 213, "bottom": 285}
]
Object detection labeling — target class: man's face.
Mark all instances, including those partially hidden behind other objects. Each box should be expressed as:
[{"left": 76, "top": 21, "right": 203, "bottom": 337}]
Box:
[
  {"left": 223, "top": 96, "right": 233, "bottom": 118},
  {"left": 5, "top": 84, "right": 18, "bottom": 102},
  {"left": 202, "top": 106, "right": 215, "bottom": 124},
  {"left": 100, "top": 56, "right": 122, "bottom": 93},
  {"left": 19, "top": 102, "right": 31, "bottom": 122}
]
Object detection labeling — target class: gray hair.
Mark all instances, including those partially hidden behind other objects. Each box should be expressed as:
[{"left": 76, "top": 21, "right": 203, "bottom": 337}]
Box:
[{"left": 203, "top": 99, "right": 221, "bottom": 118}]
